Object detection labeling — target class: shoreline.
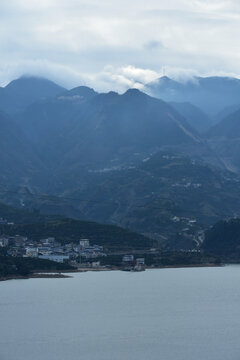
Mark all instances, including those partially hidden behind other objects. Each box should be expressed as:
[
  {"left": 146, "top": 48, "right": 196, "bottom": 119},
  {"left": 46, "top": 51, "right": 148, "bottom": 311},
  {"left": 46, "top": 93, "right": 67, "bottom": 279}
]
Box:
[
  {"left": 0, "top": 263, "right": 223, "bottom": 282},
  {"left": 151, "top": 263, "right": 221, "bottom": 269},
  {"left": 0, "top": 273, "right": 72, "bottom": 282}
]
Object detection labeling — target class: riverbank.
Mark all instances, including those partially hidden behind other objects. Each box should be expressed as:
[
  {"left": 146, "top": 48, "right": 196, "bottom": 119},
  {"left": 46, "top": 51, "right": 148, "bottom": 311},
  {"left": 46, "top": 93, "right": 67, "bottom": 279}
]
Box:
[
  {"left": 151, "top": 263, "right": 221, "bottom": 269},
  {"left": 75, "top": 263, "right": 221, "bottom": 272},
  {"left": 0, "top": 273, "right": 71, "bottom": 282},
  {"left": 0, "top": 263, "right": 223, "bottom": 282}
]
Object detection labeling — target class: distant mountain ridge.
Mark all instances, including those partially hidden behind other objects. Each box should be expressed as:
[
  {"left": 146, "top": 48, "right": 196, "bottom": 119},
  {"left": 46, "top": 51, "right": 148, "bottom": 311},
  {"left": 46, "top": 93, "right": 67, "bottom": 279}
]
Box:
[
  {"left": 146, "top": 76, "right": 240, "bottom": 116},
  {"left": 0, "top": 75, "right": 229, "bottom": 196},
  {"left": 17, "top": 86, "right": 213, "bottom": 175}
]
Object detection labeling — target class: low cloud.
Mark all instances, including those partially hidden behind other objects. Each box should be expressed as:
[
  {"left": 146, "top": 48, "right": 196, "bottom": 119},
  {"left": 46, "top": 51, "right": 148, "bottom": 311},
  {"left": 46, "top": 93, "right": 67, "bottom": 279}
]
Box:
[
  {"left": 81, "top": 65, "right": 161, "bottom": 93},
  {"left": 0, "top": 61, "right": 160, "bottom": 92},
  {"left": 0, "top": 0, "right": 240, "bottom": 90}
]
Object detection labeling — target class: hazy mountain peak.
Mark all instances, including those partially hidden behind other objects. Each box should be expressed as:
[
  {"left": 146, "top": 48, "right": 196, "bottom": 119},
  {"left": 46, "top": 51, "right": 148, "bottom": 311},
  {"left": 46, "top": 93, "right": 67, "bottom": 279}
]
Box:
[
  {"left": 5, "top": 75, "right": 64, "bottom": 91},
  {"left": 65, "top": 86, "right": 97, "bottom": 98},
  {"left": 0, "top": 76, "right": 66, "bottom": 114},
  {"left": 158, "top": 76, "right": 176, "bottom": 83},
  {"left": 106, "top": 91, "right": 119, "bottom": 97},
  {"left": 160, "top": 76, "right": 171, "bottom": 81},
  {"left": 93, "top": 91, "right": 119, "bottom": 103},
  {"left": 124, "top": 88, "right": 142, "bottom": 94},
  {"left": 153, "top": 76, "right": 181, "bottom": 86},
  {"left": 123, "top": 88, "right": 149, "bottom": 100}
]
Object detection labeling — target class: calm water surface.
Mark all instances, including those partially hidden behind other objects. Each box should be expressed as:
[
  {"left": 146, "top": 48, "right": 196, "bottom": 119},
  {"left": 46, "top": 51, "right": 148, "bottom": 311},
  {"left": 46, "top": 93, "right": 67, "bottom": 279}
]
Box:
[{"left": 1, "top": 266, "right": 240, "bottom": 360}]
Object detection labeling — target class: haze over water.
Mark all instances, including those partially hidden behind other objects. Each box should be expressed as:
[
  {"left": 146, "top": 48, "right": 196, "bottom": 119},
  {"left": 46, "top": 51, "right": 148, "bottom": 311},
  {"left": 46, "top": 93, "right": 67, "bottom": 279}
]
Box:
[{"left": 1, "top": 266, "right": 240, "bottom": 360}]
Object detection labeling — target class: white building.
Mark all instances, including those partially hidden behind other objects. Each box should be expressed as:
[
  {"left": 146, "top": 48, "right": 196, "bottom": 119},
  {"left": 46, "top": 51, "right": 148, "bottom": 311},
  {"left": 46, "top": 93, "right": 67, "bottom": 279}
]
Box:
[
  {"left": 92, "top": 261, "right": 100, "bottom": 268},
  {"left": 41, "top": 237, "right": 55, "bottom": 245},
  {"left": 79, "top": 239, "right": 90, "bottom": 249},
  {"left": 26, "top": 247, "right": 39, "bottom": 258},
  {"left": 122, "top": 255, "right": 134, "bottom": 263},
  {"left": 0, "top": 237, "right": 9, "bottom": 247}
]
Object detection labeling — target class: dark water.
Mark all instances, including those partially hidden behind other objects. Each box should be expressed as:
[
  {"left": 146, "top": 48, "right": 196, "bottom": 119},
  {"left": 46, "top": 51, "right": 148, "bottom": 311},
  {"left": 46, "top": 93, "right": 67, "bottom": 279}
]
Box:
[{"left": 1, "top": 266, "right": 240, "bottom": 360}]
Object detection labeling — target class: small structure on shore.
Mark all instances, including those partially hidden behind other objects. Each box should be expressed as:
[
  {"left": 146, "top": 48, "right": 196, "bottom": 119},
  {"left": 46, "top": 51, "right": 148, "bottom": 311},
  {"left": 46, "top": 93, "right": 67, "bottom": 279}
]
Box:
[
  {"left": 134, "top": 258, "right": 145, "bottom": 271},
  {"left": 122, "top": 255, "right": 145, "bottom": 271}
]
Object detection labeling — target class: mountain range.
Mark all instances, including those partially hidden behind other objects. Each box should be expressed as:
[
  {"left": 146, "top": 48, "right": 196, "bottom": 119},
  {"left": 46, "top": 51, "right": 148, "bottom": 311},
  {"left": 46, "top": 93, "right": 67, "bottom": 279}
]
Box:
[
  {"left": 1, "top": 75, "right": 240, "bottom": 249},
  {"left": 16, "top": 85, "right": 211, "bottom": 172}
]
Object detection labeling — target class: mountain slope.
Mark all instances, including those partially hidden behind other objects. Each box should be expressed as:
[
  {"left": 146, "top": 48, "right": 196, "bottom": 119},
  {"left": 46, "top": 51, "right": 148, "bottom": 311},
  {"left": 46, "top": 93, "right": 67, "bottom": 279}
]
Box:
[
  {"left": 206, "top": 109, "right": 240, "bottom": 173},
  {"left": 214, "top": 104, "right": 240, "bottom": 123},
  {"left": 43, "top": 152, "right": 240, "bottom": 249},
  {"left": 203, "top": 218, "right": 240, "bottom": 258},
  {"left": 0, "top": 110, "right": 46, "bottom": 189},
  {"left": 17, "top": 87, "right": 220, "bottom": 179},
  {"left": 207, "top": 109, "right": 240, "bottom": 138},
  {"left": 170, "top": 102, "right": 213, "bottom": 133},
  {"left": 59, "top": 89, "right": 201, "bottom": 169},
  {"left": 0, "top": 202, "right": 154, "bottom": 250}
]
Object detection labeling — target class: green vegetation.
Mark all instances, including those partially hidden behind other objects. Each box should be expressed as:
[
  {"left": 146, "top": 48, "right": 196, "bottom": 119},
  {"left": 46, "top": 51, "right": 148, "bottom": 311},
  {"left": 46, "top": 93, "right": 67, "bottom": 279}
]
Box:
[
  {"left": 61, "top": 152, "right": 240, "bottom": 249},
  {"left": 202, "top": 218, "right": 240, "bottom": 259},
  {"left": 0, "top": 256, "right": 73, "bottom": 279},
  {"left": 0, "top": 218, "right": 155, "bottom": 250},
  {"left": 0, "top": 202, "right": 60, "bottom": 224},
  {"left": 2, "top": 151, "right": 240, "bottom": 251},
  {"left": 0, "top": 201, "right": 154, "bottom": 250},
  {"left": 99, "top": 252, "right": 220, "bottom": 267},
  {"left": 144, "top": 251, "right": 220, "bottom": 267}
]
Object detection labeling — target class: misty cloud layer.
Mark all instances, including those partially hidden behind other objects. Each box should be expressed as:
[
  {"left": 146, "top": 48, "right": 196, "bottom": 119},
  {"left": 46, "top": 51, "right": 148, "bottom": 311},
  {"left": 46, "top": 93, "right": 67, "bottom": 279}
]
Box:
[{"left": 1, "top": 0, "right": 240, "bottom": 91}]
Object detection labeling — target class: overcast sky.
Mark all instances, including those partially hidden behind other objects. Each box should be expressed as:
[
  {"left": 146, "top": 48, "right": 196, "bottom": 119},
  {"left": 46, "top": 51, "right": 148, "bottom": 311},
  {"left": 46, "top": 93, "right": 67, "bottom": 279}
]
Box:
[{"left": 1, "top": 0, "right": 240, "bottom": 91}]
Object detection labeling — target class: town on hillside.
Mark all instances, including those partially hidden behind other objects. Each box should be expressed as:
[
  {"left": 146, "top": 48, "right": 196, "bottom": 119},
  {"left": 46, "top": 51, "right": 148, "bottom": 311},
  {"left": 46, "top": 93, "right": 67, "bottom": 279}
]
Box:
[
  {"left": 0, "top": 232, "right": 147, "bottom": 271},
  {"left": 0, "top": 234, "right": 107, "bottom": 266}
]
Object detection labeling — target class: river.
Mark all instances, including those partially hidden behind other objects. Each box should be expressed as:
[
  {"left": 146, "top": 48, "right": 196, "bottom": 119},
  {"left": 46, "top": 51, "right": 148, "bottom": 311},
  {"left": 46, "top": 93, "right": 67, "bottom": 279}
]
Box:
[{"left": 1, "top": 266, "right": 240, "bottom": 360}]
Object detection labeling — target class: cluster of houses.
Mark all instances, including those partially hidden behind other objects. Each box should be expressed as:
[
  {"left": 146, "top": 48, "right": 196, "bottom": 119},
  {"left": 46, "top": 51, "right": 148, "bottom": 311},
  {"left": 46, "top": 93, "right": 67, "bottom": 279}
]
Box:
[
  {"left": 172, "top": 216, "right": 197, "bottom": 225},
  {"left": 0, "top": 235, "right": 107, "bottom": 264},
  {"left": 0, "top": 217, "right": 14, "bottom": 225},
  {"left": 171, "top": 181, "right": 202, "bottom": 189}
]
